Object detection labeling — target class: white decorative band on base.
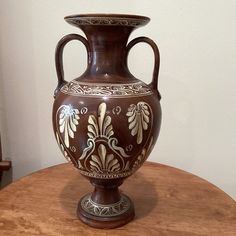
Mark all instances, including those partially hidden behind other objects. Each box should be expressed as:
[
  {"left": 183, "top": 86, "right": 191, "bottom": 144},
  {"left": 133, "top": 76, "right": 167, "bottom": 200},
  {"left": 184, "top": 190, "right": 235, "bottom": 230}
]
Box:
[
  {"left": 80, "top": 193, "right": 131, "bottom": 217},
  {"left": 78, "top": 169, "right": 133, "bottom": 179}
]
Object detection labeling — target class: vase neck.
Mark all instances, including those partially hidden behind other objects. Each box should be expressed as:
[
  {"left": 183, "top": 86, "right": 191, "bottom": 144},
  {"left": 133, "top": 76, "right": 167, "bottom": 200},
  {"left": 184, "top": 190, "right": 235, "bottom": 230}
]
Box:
[{"left": 81, "top": 26, "right": 134, "bottom": 79}]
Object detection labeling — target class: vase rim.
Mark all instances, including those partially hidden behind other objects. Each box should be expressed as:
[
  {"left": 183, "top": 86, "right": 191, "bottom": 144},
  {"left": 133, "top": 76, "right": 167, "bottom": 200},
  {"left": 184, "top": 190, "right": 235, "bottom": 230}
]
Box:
[{"left": 64, "top": 13, "right": 150, "bottom": 27}]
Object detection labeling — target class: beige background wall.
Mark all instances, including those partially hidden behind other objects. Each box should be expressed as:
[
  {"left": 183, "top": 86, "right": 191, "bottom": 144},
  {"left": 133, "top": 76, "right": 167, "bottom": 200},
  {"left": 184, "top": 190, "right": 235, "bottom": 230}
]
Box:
[{"left": 0, "top": 1, "right": 235, "bottom": 199}]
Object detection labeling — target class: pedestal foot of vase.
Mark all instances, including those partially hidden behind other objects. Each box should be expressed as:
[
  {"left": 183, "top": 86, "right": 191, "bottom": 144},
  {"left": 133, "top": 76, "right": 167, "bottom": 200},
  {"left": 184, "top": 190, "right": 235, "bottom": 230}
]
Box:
[{"left": 77, "top": 185, "right": 134, "bottom": 229}]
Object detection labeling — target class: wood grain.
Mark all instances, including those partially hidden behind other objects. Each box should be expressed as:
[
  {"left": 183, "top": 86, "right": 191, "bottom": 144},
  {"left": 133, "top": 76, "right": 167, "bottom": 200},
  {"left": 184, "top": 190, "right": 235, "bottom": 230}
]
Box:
[{"left": 0, "top": 162, "right": 235, "bottom": 235}]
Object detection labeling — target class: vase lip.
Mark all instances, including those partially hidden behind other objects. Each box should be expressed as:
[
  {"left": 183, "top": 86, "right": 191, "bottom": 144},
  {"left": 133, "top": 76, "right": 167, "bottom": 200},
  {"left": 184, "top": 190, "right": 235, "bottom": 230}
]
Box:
[{"left": 64, "top": 13, "right": 150, "bottom": 27}]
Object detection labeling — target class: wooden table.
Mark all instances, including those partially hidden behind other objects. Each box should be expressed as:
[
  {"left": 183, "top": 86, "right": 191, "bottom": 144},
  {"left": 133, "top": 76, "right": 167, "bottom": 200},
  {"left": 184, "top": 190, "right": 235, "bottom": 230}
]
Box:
[{"left": 0, "top": 162, "right": 235, "bottom": 235}]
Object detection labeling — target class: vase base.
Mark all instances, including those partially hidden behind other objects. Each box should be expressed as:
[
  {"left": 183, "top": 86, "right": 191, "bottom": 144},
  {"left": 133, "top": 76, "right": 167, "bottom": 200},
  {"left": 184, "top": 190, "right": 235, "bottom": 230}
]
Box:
[{"left": 77, "top": 193, "right": 135, "bottom": 229}]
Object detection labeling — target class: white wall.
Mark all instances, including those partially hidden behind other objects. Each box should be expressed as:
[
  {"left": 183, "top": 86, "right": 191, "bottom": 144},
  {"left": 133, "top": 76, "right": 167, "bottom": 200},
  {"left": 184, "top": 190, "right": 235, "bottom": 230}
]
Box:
[{"left": 0, "top": 1, "right": 235, "bottom": 199}]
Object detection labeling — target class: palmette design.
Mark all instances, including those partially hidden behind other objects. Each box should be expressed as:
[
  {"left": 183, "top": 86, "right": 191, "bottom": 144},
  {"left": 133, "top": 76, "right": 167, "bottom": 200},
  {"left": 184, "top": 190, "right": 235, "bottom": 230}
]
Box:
[
  {"left": 78, "top": 102, "right": 130, "bottom": 177},
  {"left": 126, "top": 102, "right": 151, "bottom": 144},
  {"left": 55, "top": 101, "right": 155, "bottom": 179}
]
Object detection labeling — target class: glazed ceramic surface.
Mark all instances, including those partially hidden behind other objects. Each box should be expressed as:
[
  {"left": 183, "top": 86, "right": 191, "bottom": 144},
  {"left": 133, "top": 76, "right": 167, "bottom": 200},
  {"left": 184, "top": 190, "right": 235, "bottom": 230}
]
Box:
[{"left": 52, "top": 14, "right": 161, "bottom": 228}]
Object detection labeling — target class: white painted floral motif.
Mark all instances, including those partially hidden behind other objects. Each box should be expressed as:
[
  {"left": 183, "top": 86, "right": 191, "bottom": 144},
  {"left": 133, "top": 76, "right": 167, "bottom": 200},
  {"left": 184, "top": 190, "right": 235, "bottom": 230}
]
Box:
[
  {"left": 79, "top": 102, "right": 130, "bottom": 176},
  {"left": 126, "top": 102, "right": 150, "bottom": 144},
  {"left": 90, "top": 144, "right": 120, "bottom": 173},
  {"left": 132, "top": 136, "right": 154, "bottom": 171},
  {"left": 55, "top": 132, "right": 71, "bottom": 163},
  {"left": 87, "top": 102, "right": 114, "bottom": 140},
  {"left": 58, "top": 105, "right": 79, "bottom": 148}
]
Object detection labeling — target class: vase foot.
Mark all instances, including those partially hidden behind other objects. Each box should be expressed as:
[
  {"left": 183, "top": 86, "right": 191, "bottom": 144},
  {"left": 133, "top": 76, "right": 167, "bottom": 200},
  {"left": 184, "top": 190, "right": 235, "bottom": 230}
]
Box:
[{"left": 77, "top": 193, "right": 135, "bottom": 229}]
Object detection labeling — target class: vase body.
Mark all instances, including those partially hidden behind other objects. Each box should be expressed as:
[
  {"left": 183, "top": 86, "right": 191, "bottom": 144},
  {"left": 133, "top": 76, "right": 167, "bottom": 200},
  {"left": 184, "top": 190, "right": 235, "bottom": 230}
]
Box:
[{"left": 52, "top": 14, "right": 162, "bottom": 228}]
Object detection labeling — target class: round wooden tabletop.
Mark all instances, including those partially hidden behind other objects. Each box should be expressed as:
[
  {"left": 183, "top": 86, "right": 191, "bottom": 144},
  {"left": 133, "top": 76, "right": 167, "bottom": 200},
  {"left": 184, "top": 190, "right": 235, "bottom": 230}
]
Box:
[{"left": 0, "top": 162, "right": 235, "bottom": 235}]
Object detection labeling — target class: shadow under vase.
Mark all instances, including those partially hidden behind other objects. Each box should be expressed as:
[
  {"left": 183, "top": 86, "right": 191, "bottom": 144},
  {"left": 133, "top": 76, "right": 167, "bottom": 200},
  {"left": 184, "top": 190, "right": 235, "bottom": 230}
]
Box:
[{"left": 59, "top": 169, "right": 158, "bottom": 227}]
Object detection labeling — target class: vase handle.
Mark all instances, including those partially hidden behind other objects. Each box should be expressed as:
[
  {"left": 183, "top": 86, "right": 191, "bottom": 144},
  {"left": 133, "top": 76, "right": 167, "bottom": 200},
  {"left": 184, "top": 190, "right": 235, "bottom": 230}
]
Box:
[
  {"left": 126, "top": 37, "right": 161, "bottom": 100},
  {"left": 54, "top": 34, "right": 89, "bottom": 97}
]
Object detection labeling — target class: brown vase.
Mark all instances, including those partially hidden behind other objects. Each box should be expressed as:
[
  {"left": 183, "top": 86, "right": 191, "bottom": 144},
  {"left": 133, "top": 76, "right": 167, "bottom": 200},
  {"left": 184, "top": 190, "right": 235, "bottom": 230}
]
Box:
[{"left": 52, "top": 14, "right": 162, "bottom": 229}]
